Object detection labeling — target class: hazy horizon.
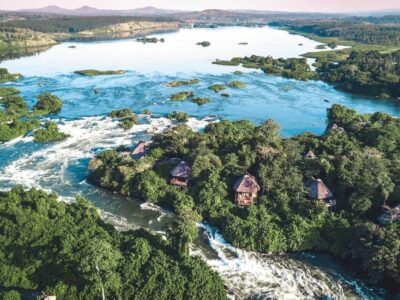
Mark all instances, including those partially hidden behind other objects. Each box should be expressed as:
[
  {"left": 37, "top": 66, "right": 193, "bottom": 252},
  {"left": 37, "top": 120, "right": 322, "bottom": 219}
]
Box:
[{"left": 1, "top": 0, "right": 400, "bottom": 13}]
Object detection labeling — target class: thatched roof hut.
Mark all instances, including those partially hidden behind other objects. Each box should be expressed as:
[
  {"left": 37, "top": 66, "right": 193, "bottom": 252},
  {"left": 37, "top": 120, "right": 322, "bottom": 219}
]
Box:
[
  {"left": 170, "top": 161, "right": 191, "bottom": 186},
  {"left": 233, "top": 174, "right": 260, "bottom": 206},
  {"left": 233, "top": 174, "right": 260, "bottom": 193},
  {"left": 305, "top": 178, "right": 333, "bottom": 200},
  {"left": 131, "top": 141, "right": 151, "bottom": 159},
  {"left": 171, "top": 161, "right": 191, "bottom": 179},
  {"left": 305, "top": 150, "right": 317, "bottom": 159}
]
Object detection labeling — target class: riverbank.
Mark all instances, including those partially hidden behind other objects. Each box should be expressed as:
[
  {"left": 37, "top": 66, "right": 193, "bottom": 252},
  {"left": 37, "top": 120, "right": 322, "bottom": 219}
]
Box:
[{"left": 0, "top": 20, "right": 180, "bottom": 61}]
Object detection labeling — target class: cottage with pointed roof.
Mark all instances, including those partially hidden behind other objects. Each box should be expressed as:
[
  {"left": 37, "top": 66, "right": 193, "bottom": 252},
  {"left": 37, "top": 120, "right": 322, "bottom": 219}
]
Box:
[
  {"left": 305, "top": 177, "right": 336, "bottom": 208},
  {"left": 305, "top": 150, "right": 317, "bottom": 159},
  {"left": 131, "top": 141, "right": 151, "bottom": 159},
  {"left": 233, "top": 174, "right": 260, "bottom": 206},
  {"left": 170, "top": 161, "right": 191, "bottom": 187}
]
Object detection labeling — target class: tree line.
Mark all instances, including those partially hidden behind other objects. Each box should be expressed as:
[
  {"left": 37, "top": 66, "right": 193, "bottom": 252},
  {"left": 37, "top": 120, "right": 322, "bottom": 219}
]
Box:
[
  {"left": 270, "top": 16, "right": 400, "bottom": 46},
  {"left": 0, "top": 16, "right": 177, "bottom": 34}
]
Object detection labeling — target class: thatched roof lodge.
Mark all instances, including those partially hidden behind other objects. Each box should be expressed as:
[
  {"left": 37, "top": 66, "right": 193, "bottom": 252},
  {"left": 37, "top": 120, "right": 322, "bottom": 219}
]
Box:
[
  {"left": 305, "top": 150, "right": 317, "bottom": 159},
  {"left": 305, "top": 178, "right": 336, "bottom": 208},
  {"left": 233, "top": 174, "right": 260, "bottom": 206},
  {"left": 170, "top": 161, "right": 192, "bottom": 187},
  {"left": 131, "top": 141, "right": 151, "bottom": 159}
]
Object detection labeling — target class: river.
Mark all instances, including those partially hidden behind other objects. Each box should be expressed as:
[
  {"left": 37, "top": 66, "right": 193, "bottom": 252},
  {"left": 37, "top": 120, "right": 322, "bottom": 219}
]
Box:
[{"left": 0, "top": 25, "right": 396, "bottom": 299}]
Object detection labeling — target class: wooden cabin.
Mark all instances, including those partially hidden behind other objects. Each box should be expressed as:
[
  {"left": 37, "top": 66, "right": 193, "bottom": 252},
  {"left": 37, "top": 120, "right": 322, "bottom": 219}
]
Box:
[
  {"left": 233, "top": 174, "right": 260, "bottom": 206},
  {"left": 131, "top": 141, "right": 151, "bottom": 159},
  {"left": 305, "top": 178, "right": 336, "bottom": 208},
  {"left": 170, "top": 161, "right": 191, "bottom": 187},
  {"left": 305, "top": 150, "right": 317, "bottom": 159}
]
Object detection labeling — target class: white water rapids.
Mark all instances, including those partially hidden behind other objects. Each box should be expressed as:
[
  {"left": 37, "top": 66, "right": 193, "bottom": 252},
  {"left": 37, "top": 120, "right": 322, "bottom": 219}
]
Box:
[{"left": 0, "top": 116, "right": 382, "bottom": 299}]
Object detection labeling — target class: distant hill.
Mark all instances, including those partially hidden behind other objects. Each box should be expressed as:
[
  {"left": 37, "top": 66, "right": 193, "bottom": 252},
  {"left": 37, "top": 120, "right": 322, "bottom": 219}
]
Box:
[{"left": 18, "top": 5, "right": 186, "bottom": 16}]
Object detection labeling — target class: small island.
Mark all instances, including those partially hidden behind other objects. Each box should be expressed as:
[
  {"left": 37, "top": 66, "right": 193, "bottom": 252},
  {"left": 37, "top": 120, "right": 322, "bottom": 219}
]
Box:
[
  {"left": 208, "top": 84, "right": 227, "bottom": 92},
  {"left": 168, "top": 111, "right": 189, "bottom": 122},
  {"left": 0, "top": 68, "right": 22, "bottom": 84},
  {"left": 33, "top": 121, "right": 69, "bottom": 142},
  {"left": 196, "top": 41, "right": 211, "bottom": 47},
  {"left": 137, "top": 37, "right": 165, "bottom": 43},
  {"left": 228, "top": 81, "right": 246, "bottom": 88},
  {"left": 74, "top": 69, "right": 126, "bottom": 76},
  {"left": 165, "top": 79, "right": 200, "bottom": 87},
  {"left": 109, "top": 108, "right": 138, "bottom": 130},
  {"left": 191, "top": 97, "right": 211, "bottom": 105},
  {"left": 170, "top": 91, "right": 195, "bottom": 101}
]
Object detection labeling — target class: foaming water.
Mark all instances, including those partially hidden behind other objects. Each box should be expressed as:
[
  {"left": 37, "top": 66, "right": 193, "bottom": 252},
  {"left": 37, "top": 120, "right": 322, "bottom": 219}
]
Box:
[{"left": 195, "top": 224, "right": 383, "bottom": 300}]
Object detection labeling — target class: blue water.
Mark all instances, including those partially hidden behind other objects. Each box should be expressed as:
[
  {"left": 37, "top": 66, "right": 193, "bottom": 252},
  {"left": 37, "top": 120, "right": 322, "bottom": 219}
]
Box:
[{"left": 0, "top": 26, "right": 396, "bottom": 299}]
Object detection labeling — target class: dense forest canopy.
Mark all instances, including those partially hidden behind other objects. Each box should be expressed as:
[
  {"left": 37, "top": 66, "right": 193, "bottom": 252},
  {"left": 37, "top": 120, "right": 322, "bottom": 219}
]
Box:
[
  {"left": 317, "top": 50, "right": 400, "bottom": 97},
  {"left": 89, "top": 104, "right": 400, "bottom": 291},
  {"left": 0, "top": 16, "right": 177, "bottom": 34},
  {"left": 0, "top": 187, "right": 226, "bottom": 300},
  {"left": 214, "top": 50, "right": 400, "bottom": 97},
  {"left": 270, "top": 16, "right": 400, "bottom": 46}
]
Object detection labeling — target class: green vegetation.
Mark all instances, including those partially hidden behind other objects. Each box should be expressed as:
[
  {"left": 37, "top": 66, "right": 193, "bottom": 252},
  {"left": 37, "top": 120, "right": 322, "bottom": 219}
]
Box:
[
  {"left": 215, "top": 51, "right": 400, "bottom": 97},
  {"left": 0, "top": 119, "right": 40, "bottom": 142},
  {"left": 170, "top": 91, "right": 194, "bottom": 101},
  {"left": 227, "top": 81, "right": 246, "bottom": 88},
  {"left": 208, "top": 84, "right": 227, "bottom": 92},
  {"left": 168, "top": 111, "right": 190, "bottom": 122},
  {"left": 270, "top": 16, "right": 400, "bottom": 46},
  {"left": 0, "top": 16, "right": 176, "bottom": 34},
  {"left": 196, "top": 41, "right": 211, "bottom": 47},
  {"left": 191, "top": 97, "right": 211, "bottom": 105},
  {"left": 315, "top": 44, "right": 327, "bottom": 49},
  {"left": 90, "top": 104, "right": 400, "bottom": 290},
  {"left": 109, "top": 108, "right": 138, "bottom": 130},
  {"left": 33, "top": 121, "right": 69, "bottom": 143},
  {"left": 0, "top": 91, "right": 64, "bottom": 142},
  {"left": 166, "top": 79, "right": 200, "bottom": 87},
  {"left": 33, "top": 92, "right": 63, "bottom": 115},
  {"left": 0, "top": 87, "right": 20, "bottom": 97},
  {"left": 317, "top": 50, "right": 400, "bottom": 98},
  {"left": 74, "top": 69, "right": 126, "bottom": 76},
  {"left": 212, "top": 59, "right": 240, "bottom": 66},
  {"left": 218, "top": 55, "right": 318, "bottom": 81},
  {"left": 142, "top": 109, "right": 152, "bottom": 115},
  {"left": 0, "top": 187, "right": 227, "bottom": 299},
  {"left": 0, "top": 68, "right": 22, "bottom": 83}
]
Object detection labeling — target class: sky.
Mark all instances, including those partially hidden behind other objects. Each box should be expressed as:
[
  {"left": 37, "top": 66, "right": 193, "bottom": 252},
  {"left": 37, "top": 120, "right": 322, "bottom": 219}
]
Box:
[{"left": 1, "top": 0, "right": 400, "bottom": 12}]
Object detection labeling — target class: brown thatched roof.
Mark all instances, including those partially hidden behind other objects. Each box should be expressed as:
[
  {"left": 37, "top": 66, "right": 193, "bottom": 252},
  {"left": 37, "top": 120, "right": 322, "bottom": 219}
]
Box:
[
  {"left": 131, "top": 141, "right": 151, "bottom": 159},
  {"left": 233, "top": 174, "right": 260, "bottom": 193},
  {"left": 305, "top": 150, "right": 317, "bottom": 159},
  {"left": 306, "top": 178, "right": 333, "bottom": 200},
  {"left": 170, "top": 161, "right": 191, "bottom": 179}
]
